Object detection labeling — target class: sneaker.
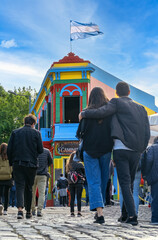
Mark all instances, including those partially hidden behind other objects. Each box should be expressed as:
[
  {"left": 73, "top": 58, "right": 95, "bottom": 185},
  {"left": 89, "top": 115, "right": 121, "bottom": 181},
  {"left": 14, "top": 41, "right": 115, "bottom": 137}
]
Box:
[
  {"left": 26, "top": 212, "right": 32, "bottom": 219},
  {"left": 125, "top": 216, "right": 138, "bottom": 226},
  {"left": 17, "top": 211, "right": 24, "bottom": 219},
  {"left": 0, "top": 205, "right": 3, "bottom": 215},
  {"left": 94, "top": 212, "right": 98, "bottom": 220},
  {"left": 71, "top": 212, "right": 75, "bottom": 217},
  {"left": 77, "top": 212, "right": 82, "bottom": 217},
  {"left": 118, "top": 215, "right": 127, "bottom": 222},
  {"left": 94, "top": 215, "right": 105, "bottom": 224},
  {"left": 37, "top": 211, "right": 42, "bottom": 217},
  {"left": 3, "top": 211, "right": 7, "bottom": 215},
  {"left": 32, "top": 210, "right": 36, "bottom": 216}
]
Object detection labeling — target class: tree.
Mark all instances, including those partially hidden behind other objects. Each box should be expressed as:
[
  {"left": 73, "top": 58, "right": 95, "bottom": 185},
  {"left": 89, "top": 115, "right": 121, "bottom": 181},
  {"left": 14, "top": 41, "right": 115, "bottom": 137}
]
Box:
[{"left": 0, "top": 85, "right": 37, "bottom": 144}]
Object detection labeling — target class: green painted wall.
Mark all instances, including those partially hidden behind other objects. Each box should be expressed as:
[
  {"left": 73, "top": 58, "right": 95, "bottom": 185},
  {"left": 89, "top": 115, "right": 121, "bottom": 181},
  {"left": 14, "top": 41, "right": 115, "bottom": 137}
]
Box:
[
  {"left": 82, "top": 87, "right": 87, "bottom": 109},
  {"left": 55, "top": 89, "right": 60, "bottom": 123}
]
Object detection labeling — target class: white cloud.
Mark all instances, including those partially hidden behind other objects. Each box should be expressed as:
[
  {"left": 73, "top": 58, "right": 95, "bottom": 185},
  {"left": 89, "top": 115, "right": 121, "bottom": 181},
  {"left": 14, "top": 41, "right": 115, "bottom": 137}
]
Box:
[
  {"left": 144, "top": 51, "right": 158, "bottom": 60},
  {"left": 0, "top": 61, "right": 44, "bottom": 77},
  {"left": 0, "top": 39, "right": 17, "bottom": 48}
]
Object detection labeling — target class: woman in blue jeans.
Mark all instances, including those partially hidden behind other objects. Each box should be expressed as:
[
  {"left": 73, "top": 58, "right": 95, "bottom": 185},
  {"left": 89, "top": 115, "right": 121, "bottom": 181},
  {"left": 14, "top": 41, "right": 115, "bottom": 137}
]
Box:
[{"left": 77, "top": 87, "right": 113, "bottom": 224}]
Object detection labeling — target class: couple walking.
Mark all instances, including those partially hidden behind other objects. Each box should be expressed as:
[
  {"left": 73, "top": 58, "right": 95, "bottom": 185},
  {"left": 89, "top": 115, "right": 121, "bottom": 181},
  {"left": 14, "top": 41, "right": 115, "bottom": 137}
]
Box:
[{"left": 78, "top": 81, "right": 150, "bottom": 225}]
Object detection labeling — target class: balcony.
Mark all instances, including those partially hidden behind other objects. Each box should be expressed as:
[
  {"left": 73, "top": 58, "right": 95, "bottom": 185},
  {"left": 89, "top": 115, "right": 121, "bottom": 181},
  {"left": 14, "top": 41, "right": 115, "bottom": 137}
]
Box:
[
  {"left": 40, "top": 128, "right": 51, "bottom": 141},
  {"left": 53, "top": 123, "right": 79, "bottom": 141}
]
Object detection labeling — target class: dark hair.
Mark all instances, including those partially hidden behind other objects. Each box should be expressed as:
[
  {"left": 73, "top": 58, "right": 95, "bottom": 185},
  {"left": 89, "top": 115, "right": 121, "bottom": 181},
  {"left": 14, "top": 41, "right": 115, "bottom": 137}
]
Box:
[
  {"left": 154, "top": 136, "right": 158, "bottom": 144},
  {"left": 24, "top": 114, "right": 37, "bottom": 125},
  {"left": 87, "top": 87, "right": 109, "bottom": 109},
  {"left": 116, "top": 81, "right": 130, "bottom": 97},
  {"left": 66, "top": 151, "right": 76, "bottom": 173},
  {"left": 60, "top": 173, "right": 63, "bottom": 177},
  {"left": 0, "top": 143, "right": 8, "bottom": 160}
]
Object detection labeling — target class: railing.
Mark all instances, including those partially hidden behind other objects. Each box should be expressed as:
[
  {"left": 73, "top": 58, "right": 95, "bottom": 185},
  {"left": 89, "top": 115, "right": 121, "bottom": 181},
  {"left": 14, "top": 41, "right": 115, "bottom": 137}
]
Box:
[{"left": 53, "top": 123, "right": 79, "bottom": 141}]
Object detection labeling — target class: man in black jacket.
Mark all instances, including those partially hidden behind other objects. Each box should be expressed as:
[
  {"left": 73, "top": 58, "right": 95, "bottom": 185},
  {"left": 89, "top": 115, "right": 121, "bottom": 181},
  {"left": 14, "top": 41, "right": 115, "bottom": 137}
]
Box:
[
  {"left": 31, "top": 148, "right": 53, "bottom": 217},
  {"left": 79, "top": 82, "right": 150, "bottom": 225},
  {"left": 7, "top": 114, "right": 43, "bottom": 219}
]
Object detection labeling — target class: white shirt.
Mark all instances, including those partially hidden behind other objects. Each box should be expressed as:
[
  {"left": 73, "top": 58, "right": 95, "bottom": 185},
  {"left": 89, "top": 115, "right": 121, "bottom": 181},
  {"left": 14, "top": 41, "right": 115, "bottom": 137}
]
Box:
[{"left": 113, "top": 139, "right": 133, "bottom": 151}]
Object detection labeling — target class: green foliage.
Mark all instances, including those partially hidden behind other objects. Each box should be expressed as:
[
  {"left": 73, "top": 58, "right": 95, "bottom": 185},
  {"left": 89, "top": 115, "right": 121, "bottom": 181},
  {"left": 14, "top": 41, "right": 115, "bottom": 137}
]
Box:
[{"left": 0, "top": 85, "right": 37, "bottom": 144}]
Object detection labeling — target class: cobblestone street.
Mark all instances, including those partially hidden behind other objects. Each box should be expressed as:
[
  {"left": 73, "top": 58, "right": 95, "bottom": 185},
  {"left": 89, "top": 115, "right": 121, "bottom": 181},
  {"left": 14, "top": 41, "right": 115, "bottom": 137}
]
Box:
[{"left": 0, "top": 205, "right": 157, "bottom": 240}]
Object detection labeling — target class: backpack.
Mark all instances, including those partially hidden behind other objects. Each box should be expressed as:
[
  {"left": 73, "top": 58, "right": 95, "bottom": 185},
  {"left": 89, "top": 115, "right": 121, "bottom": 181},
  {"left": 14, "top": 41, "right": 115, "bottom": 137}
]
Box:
[{"left": 68, "top": 171, "right": 79, "bottom": 184}]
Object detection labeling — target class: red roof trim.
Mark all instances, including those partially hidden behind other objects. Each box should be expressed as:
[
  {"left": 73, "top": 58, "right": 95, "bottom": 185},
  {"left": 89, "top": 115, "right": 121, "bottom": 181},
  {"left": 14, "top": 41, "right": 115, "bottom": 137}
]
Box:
[{"left": 51, "top": 52, "right": 90, "bottom": 67}]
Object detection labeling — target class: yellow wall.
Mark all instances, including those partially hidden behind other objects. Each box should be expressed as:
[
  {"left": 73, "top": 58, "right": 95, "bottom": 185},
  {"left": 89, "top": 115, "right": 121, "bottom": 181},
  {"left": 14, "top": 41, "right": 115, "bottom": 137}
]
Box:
[
  {"left": 53, "top": 62, "right": 89, "bottom": 68},
  {"left": 60, "top": 71, "right": 82, "bottom": 80}
]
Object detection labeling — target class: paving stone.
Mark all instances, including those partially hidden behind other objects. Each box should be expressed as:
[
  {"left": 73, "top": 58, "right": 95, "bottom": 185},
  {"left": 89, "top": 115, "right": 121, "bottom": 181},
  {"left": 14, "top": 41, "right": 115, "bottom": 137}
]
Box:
[
  {"left": 0, "top": 205, "right": 157, "bottom": 240},
  {"left": 0, "top": 232, "right": 18, "bottom": 237}
]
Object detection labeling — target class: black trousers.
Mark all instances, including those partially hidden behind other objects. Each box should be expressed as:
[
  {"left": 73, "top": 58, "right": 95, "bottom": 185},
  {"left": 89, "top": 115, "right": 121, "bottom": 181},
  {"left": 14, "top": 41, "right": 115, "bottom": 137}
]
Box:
[
  {"left": 106, "top": 179, "right": 111, "bottom": 205},
  {"left": 60, "top": 196, "right": 66, "bottom": 206},
  {"left": 0, "top": 185, "right": 10, "bottom": 211},
  {"left": 113, "top": 150, "right": 140, "bottom": 217},
  {"left": 13, "top": 165, "right": 36, "bottom": 212},
  {"left": 69, "top": 184, "right": 83, "bottom": 213}
]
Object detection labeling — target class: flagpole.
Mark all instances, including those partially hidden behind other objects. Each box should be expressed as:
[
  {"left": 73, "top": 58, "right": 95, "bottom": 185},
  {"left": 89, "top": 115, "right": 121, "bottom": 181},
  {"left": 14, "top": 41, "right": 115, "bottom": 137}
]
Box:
[{"left": 70, "top": 20, "right": 72, "bottom": 52}]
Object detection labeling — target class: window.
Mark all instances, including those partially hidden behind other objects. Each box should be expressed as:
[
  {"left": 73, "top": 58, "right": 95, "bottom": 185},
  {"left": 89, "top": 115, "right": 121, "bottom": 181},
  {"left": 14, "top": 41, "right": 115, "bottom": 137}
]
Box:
[
  {"left": 63, "top": 96, "right": 80, "bottom": 123},
  {"left": 47, "top": 102, "right": 51, "bottom": 128}
]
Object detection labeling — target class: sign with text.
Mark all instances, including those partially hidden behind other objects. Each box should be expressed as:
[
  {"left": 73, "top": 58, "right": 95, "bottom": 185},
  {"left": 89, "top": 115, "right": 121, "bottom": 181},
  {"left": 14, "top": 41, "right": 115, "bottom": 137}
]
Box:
[{"left": 55, "top": 141, "right": 79, "bottom": 156}]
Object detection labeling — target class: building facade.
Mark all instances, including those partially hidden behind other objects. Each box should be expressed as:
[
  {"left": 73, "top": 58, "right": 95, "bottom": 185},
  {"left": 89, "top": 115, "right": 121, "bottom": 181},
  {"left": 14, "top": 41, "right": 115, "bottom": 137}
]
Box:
[{"left": 31, "top": 52, "right": 158, "bottom": 206}]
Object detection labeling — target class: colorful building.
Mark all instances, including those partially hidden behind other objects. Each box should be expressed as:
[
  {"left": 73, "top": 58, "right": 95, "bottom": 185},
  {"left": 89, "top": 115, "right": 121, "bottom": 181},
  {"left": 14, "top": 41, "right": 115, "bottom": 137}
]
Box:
[{"left": 31, "top": 52, "right": 158, "bottom": 206}]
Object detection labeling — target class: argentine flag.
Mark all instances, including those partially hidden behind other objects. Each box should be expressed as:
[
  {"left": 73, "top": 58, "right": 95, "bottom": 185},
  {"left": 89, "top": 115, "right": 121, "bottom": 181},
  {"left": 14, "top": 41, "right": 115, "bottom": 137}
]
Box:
[{"left": 70, "top": 20, "right": 103, "bottom": 41}]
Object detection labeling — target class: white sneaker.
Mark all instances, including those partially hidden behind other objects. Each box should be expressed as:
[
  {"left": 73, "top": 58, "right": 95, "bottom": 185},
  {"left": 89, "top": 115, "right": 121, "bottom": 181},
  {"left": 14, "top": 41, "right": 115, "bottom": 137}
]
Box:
[
  {"left": 3, "top": 211, "right": 7, "bottom": 215},
  {"left": 0, "top": 205, "right": 3, "bottom": 215}
]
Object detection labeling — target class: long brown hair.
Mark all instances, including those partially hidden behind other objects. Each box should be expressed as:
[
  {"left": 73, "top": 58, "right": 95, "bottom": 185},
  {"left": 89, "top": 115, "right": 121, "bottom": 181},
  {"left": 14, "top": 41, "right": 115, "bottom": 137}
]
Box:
[
  {"left": 0, "top": 143, "right": 8, "bottom": 160},
  {"left": 87, "top": 87, "right": 109, "bottom": 109},
  {"left": 66, "top": 151, "right": 76, "bottom": 173}
]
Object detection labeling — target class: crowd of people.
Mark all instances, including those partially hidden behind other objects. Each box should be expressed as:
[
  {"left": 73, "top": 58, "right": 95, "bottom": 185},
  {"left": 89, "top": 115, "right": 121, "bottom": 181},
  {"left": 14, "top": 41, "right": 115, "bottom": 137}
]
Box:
[{"left": 0, "top": 81, "right": 158, "bottom": 226}]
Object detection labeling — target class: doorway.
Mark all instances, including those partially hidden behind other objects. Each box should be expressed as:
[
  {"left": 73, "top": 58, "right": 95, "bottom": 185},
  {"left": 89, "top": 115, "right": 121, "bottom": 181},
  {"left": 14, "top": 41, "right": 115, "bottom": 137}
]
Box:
[{"left": 64, "top": 96, "right": 80, "bottom": 123}]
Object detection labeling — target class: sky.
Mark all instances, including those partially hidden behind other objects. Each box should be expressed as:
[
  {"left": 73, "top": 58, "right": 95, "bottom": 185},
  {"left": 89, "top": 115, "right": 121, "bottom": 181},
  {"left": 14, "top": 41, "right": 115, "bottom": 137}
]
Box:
[{"left": 0, "top": 0, "right": 158, "bottom": 106}]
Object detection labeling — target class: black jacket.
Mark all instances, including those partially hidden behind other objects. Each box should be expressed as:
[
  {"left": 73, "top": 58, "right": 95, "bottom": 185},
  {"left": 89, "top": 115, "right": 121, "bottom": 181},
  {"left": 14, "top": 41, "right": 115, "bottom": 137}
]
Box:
[
  {"left": 82, "top": 97, "right": 150, "bottom": 153},
  {"left": 76, "top": 117, "right": 113, "bottom": 158},
  {"left": 7, "top": 125, "right": 43, "bottom": 167},
  {"left": 37, "top": 148, "right": 53, "bottom": 176}
]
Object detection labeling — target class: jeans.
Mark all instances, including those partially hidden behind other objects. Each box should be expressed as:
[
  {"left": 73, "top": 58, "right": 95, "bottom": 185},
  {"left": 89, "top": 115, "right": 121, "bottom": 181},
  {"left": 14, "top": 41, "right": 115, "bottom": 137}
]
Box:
[
  {"left": 151, "top": 181, "right": 158, "bottom": 223},
  {"left": 113, "top": 150, "right": 140, "bottom": 217},
  {"left": 0, "top": 185, "right": 10, "bottom": 211},
  {"left": 31, "top": 175, "right": 47, "bottom": 212},
  {"left": 9, "top": 186, "right": 17, "bottom": 207},
  {"left": 84, "top": 184, "right": 89, "bottom": 204},
  {"left": 119, "top": 170, "right": 141, "bottom": 215},
  {"left": 43, "top": 187, "right": 48, "bottom": 208},
  {"left": 13, "top": 165, "right": 37, "bottom": 212},
  {"left": 83, "top": 151, "right": 111, "bottom": 211},
  {"left": 69, "top": 184, "right": 83, "bottom": 213}
]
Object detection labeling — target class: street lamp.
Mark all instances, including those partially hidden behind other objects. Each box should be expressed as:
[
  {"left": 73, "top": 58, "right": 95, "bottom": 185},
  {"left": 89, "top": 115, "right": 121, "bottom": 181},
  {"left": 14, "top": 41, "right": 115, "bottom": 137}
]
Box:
[{"left": 8, "top": 90, "right": 31, "bottom": 113}]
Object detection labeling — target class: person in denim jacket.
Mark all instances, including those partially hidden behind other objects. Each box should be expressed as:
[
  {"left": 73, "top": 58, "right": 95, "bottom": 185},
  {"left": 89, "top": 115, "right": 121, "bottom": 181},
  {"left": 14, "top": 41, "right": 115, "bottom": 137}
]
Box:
[{"left": 141, "top": 136, "right": 158, "bottom": 224}]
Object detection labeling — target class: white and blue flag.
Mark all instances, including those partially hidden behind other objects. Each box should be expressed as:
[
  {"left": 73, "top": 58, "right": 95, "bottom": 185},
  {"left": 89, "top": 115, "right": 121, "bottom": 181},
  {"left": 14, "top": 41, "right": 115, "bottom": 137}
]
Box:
[{"left": 70, "top": 20, "right": 103, "bottom": 41}]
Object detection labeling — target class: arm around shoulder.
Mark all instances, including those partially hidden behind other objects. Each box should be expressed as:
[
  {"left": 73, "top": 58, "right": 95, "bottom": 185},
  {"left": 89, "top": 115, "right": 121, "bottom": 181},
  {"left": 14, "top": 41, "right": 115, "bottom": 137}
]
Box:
[{"left": 81, "top": 99, "right": 117, "bottom": 119}]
